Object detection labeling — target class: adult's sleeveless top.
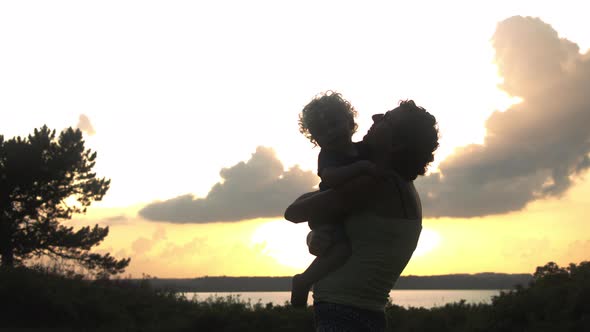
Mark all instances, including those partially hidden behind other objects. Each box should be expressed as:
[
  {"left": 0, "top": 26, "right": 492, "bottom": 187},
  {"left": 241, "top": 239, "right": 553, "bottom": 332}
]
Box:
[{"left": 312, "top": 177, "right": 422, "bottom": 312}]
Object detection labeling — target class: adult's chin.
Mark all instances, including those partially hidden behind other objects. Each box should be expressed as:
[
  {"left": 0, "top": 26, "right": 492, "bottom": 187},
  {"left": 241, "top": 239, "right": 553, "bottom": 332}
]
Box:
[{"left": 362, "top": 128, "right": 374, "bottom": 142}]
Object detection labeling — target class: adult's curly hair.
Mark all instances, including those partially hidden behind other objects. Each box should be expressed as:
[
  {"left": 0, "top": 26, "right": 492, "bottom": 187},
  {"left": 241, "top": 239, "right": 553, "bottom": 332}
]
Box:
[
  {"left": 298, "top": 91, "right": 358, "bottom": 146},
  {"left": 389, "top": 100, "right": 440, "bottom": 181}
]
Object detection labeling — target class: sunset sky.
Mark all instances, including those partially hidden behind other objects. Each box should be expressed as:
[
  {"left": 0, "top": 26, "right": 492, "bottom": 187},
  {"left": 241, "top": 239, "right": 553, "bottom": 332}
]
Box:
[{"left": 1, "top": 0, "right": 589, "bottom": 278}]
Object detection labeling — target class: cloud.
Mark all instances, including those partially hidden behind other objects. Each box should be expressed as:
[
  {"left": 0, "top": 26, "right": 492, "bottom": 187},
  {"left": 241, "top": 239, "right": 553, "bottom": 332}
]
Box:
[
  {"left": 139, "top": 17, "right": 588, "bottom": 221},
  {"left": 131, "top": 227, "right": 167, "bottom": 256},
  {"left": 139, "top": 146, "right": 319, "bottom": 223},
  {"left": 159, "top": 237, "right": 206, "bottom": 259},
  {"left": 417, "top": 16, "right": 590, "bottom": 218},
  {"left": 76, "top": 114, "right": 96, "bottom": 136},
  {"left": 98, "top": 215, "right": 129, "bottom": 227}
]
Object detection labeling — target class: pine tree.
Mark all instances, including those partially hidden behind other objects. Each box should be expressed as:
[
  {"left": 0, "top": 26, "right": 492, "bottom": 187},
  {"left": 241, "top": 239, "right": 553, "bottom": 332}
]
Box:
[{"left": 0, "top": 126, "right": 129, "bottom": 276}]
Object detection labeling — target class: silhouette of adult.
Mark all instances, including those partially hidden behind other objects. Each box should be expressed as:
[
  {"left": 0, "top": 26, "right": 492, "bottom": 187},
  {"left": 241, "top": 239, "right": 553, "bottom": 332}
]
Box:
[{"left": 285, "top": 100, "right": 439, "bottom": 331}]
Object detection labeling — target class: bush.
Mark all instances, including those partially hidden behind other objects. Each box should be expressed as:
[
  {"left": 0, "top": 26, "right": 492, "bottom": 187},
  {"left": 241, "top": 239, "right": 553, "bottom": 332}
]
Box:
[{"left": 1, "top": 261, "right": 588, "bottom": 331}]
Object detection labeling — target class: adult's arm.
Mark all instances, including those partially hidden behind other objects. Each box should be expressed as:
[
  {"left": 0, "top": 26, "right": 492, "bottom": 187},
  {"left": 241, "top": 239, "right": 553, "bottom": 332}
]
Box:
[{"left": 284, "top": 175, "right": 378, "bottom": 224}]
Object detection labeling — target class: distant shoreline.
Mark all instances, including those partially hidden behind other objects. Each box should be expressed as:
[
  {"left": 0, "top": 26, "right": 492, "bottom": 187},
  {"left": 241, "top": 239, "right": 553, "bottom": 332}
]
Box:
[
  {"left": 179, "top": 289, "right": 510, "bottom": 293},
  {"left": 141, "top": 273, "right": 533, "bottom": 292}
]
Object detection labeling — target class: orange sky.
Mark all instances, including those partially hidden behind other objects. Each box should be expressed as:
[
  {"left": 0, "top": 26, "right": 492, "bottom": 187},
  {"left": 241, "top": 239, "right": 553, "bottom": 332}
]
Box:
[{"left": 77, "top": 173, "right": 589, "bottom": 278}]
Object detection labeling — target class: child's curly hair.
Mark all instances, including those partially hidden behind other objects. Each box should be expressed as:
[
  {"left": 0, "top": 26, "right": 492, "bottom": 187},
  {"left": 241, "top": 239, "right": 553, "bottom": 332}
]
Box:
[{"left": 298, "top": 91, "right": 358, "bottom": 146}]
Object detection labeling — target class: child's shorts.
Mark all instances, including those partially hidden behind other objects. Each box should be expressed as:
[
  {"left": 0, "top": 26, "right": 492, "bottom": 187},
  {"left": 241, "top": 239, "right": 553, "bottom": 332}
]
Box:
[{"left": 310, "top": 224, "right": 349, "bottom": 246}]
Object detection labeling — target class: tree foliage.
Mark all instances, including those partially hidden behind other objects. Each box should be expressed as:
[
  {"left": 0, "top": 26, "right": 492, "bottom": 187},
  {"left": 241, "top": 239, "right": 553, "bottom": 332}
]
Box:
[
  {"left": 0, "top": 125, "right": 129, "bottom": 276},
  {"left": 489, "top": 261, "right": 590, "bottom": 331}
]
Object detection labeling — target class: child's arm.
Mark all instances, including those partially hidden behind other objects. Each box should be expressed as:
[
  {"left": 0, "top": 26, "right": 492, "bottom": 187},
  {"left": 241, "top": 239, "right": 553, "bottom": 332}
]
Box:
[
  {"left": 284, "top": 174, "right": 379, "bottom": 223},
  {"left": 284, "top": 191, "right": 321, "bottom": 223},
  {"left": 320, "top": 160, "right": 376, "bottom": 188}
]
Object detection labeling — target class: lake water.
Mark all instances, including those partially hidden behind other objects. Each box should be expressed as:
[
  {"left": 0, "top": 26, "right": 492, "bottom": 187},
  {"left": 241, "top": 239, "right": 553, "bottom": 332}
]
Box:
[{"left": 184, "top": 290, "right": 505, "bottom": 309}]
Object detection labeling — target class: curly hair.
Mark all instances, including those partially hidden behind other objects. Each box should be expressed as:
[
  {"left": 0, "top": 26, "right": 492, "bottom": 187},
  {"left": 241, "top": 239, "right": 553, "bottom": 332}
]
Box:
[
  {"left": 298, "top": 91, "right": 358, "bottom": 146},
  {"left": 389, "top": 100, "right": 440, "bottom": 181}
]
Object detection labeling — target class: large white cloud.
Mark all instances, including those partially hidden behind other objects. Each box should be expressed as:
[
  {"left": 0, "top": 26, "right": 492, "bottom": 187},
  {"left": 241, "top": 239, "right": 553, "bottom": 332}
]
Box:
[
  {"left": 139, "top": 146, "right": 319, "bottom": 223},
  {"left": 417, "top": 16, "right": 590, "bottom": 218},
  {"left": 140, "top": 17, "right": 590, "bottom": 221}
]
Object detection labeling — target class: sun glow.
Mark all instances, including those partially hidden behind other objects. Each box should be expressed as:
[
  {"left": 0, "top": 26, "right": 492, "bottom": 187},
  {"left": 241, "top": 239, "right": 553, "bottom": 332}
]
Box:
[
  {"left": 252, "top": 221, "right": 442, "bottom": 270},
  {"left": 251, "top": 220, "right": 314, "bottom": 270},
  {"left": 413, "top": 228, "right": 441, "bottom": 257}
]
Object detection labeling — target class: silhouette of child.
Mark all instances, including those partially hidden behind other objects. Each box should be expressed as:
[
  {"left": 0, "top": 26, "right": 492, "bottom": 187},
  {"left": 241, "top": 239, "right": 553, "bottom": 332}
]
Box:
[{"left": 291, "top": 91, "right": 379, "bottom": 307}]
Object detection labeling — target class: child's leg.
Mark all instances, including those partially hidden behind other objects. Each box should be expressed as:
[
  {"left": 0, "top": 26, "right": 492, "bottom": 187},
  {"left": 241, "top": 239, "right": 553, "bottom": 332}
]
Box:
[
  {"left": 301, "top": 240, "right": 352, "bottom": 283},
  {"left": 291, "top": 239, "right": 352, "bottom": 307}
]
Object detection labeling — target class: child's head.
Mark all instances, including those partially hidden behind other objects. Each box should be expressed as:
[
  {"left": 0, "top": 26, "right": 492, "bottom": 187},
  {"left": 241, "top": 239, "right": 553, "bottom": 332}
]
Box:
[{"left": 298, "top": 91, "right": 358, "bottom": 148}]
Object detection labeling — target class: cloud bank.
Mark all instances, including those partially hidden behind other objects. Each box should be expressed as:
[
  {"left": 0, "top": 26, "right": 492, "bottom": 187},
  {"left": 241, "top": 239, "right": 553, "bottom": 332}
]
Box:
[
  {"left": 139, "top": 146, "right": 319, "bottom": 223},
  {"left": 417, "top": 16, "right": 590, "bottom": 218},
  {"left": 140, "top": 17, "right": 589, "bottom": 221}
]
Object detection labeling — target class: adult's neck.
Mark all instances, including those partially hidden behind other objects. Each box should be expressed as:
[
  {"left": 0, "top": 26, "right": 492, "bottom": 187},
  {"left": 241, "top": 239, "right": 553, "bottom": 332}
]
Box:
[{"left": 365, "top": 142, "right": 393, "bottom": 169}]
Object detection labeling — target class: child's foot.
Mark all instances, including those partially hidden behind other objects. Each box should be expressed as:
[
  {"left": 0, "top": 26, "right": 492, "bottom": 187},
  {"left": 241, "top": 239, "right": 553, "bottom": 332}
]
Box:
[{"left": 291, "top": 274, "right": 311, "bottom": 308}]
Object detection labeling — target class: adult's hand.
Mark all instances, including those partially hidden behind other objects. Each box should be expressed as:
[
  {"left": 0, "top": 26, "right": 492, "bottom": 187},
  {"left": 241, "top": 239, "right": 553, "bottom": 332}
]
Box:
[{"left": 307, "top": 230, "right": 332, "bottom": 256}]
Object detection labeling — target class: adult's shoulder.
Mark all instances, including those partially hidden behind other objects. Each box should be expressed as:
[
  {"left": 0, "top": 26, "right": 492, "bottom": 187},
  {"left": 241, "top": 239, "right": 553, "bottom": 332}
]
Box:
[{"left": 385, "top": 170, "right": 422, "bottom": 220}]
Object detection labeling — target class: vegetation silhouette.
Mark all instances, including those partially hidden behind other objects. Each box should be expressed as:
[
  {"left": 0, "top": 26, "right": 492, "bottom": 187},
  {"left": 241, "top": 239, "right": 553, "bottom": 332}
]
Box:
[
  {"left": 0, "top": 261, "right": 587, "bottom": 331},
  {"left": 140, "top": 273, "right": 532, "bottom": 292},
  {"left": 0, "top": 125, "right": 129, "bottom": 277}
]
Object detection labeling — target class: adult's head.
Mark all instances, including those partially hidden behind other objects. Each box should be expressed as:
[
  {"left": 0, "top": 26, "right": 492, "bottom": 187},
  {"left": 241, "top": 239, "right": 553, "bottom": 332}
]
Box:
[
  {"left": 298, "top": 90, "right": 358, "bottom": 149},
  {"left": 364, "top": 100, "right": 439, "bottom": 181}
]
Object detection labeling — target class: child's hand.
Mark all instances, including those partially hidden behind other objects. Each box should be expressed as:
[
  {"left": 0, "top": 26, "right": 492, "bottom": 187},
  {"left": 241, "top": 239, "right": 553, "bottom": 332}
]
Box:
[
  {"left": 307, "top": 230, "right": 332, "bottom": 256},
  {"left": 355, "top": 160, "right": 387, "bottom": 179}
]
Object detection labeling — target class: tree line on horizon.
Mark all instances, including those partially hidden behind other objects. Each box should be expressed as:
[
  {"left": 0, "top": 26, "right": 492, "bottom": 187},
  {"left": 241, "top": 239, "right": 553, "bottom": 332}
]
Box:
[{"left": 141, "top": 273, "right": 533, "bottom": 292}]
